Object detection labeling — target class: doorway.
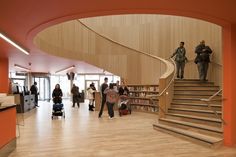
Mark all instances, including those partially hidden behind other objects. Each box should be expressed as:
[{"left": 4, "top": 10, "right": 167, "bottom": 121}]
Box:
[{"left": 33, "top": 77, "right": 50, "bottom": 101}]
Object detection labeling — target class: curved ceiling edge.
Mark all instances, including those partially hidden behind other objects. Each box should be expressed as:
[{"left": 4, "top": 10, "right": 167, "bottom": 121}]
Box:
[{"left": 26, "top": 8, "right": 229, "bottom": 48}]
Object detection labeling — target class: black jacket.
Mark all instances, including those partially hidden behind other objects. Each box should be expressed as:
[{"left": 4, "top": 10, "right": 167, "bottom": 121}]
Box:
[
  {"left": 30, "top": 85, "right": 38, "bottom": 95},
  {"left": 101, "top": 83, "right": 108, "bottom": 98},
  {"left": 52, "top": 88, "right": 63, "bottom": 98},
  {"left": 195, "top": 45, "right": 212, "bottom": 63}
]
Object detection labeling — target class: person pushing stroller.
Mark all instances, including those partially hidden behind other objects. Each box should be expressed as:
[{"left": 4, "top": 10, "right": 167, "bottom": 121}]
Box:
[{"left": 52, "top": 84, "right": 63, "bottom": 111}]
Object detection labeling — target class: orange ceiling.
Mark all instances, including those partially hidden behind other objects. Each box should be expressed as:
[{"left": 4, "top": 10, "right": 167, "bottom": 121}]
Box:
[{"left": 0, "top": 0, "right": 235, "bottom": 73}]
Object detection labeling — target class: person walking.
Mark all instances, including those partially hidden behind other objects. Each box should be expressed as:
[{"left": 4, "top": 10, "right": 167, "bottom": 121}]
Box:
[
  {"left": 98, "top": 77, "right": 108, "bottom": 118},
  {"left": 30, "top": 82, "right": 39, "bottom": 107},
  {"left": 87, "top": 84, "right": 95, "bottom": 111},
  {"left": 194, "top": 40, "right": 212, "bottom": 81},
  {"left": 71, "top": 84, "right": 80, "bottom": 108},
  {"left": 171, "top": 41, "right": 187, "bottom": 79},
  {"left": 52, "top": 84, "right": 63, "bottom": 104},
  {"left": 91, "top": 82, "right": 96, "bottom": 109},
  {"left": 104, "top": 83, "right": 118, "bottom": 119}
]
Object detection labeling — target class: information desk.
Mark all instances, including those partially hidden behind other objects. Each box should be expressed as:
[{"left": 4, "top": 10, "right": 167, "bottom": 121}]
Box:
[{"left": 0, "top": 105, "right": 16, "bottom": 156}]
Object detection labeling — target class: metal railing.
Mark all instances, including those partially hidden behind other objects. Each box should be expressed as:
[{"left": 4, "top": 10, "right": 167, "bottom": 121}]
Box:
[{"left": 200, "top": 89, "right": 226, "bottom": 125}]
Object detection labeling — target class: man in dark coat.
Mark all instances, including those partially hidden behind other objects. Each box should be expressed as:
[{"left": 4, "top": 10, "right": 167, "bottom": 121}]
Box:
[
  {"left": 30, "top": 82, "right": 39, "bottom": 107},
  {"left": 195, "top": 40, "right": 212, "bottom": 81}
]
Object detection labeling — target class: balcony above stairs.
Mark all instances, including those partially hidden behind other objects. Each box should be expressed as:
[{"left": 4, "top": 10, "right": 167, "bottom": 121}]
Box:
[{"left": 153, "top": 79, "right": 223, "bottom": 147}]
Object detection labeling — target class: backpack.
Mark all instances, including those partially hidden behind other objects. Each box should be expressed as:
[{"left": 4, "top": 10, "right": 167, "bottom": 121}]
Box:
[{"left": 107, "top": 90, "right": 117, "bottom": 103}]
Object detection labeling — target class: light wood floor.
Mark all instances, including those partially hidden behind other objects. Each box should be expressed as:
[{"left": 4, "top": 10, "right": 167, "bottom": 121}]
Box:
[{"left": 8, "top": 100, "right": 236, "bottom": 157}]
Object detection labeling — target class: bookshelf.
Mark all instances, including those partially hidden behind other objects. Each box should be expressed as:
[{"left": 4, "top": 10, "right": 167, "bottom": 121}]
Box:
[{"left": 126, "top": 84, "right": 159, "bottom": 113}]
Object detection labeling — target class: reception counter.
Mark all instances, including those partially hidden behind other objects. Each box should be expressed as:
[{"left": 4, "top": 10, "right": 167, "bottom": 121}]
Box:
[{"left": 0, "top": 105, "right": 16, "bottom": 156}]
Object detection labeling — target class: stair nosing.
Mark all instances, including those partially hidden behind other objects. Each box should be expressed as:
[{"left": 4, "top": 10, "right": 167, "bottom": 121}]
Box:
[
  {"left": 174, "top": 89, "right": 219, "bottom": 91},
  {"left": 166, "top": 113, "right": 222, "bottom": 123},
  {"left": 171, "top": 102, "right": 222, "bottom": 107},
  {"left": 153, "top": 123, "right": 222, "bottom": 144},
  {"left": 159, "top": 118, "right": 223, "bottom": 133},
  {"left": 168, "top": 107, "right": 222, "bottom": 114},
  {"left": 174, "top": 93, "right": 221, "bottom": 96}
]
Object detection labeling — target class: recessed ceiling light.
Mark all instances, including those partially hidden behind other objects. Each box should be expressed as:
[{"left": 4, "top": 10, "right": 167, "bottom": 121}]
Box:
[
  {"left": 0, "top": 33, "right": 29, "bottom": 55},
  {"left": 55, "top": 65, "right": 75, "bottom": 73},
  {"left": 14, "top": 64, "right": 30, "bottom": 71}
]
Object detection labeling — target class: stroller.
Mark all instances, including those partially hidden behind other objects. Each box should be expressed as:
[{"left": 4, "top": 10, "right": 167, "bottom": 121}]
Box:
[
  {"left": 51, "top": 97, "right": 65, "bottom": 119},
  {"left": 118, "top": 95, "right": 131, "bottom": 116}
]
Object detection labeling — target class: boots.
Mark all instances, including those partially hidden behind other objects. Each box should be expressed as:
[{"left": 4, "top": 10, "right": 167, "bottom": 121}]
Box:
[{"left": 89, "top": 104, "right": 94, "bottom": 111}]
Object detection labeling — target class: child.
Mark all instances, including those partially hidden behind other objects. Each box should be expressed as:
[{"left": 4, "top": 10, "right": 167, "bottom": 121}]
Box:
[{"left": 104, "top": 83, "right": 118, "bottom": 119}]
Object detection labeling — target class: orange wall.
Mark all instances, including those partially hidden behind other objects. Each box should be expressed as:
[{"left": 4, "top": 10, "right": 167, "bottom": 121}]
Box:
[
  {"left": 0, "top": 58, "right": 9, "bottom": 93},
  {"left": 0, "top": 107, "right": 16, "bottom": 148},
  {"left": 223, "top": 24, "right": 236, "bottom": 146}
]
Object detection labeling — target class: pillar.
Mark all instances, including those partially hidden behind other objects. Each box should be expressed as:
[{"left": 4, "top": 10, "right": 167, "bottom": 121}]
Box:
[
  {"left": 223, "top": 24, "right": 236, "bottom": 146},
  {"left": 0, "top": 58, "right": 9, "bottom": 93}
]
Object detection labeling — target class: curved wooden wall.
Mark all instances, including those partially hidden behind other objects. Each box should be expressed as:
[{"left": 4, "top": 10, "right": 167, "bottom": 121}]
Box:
[
  {"left": 34, "top": 20, "right": 166, "bottom": 84},
  {"left": 80, "top": 15, "right": 222, "bottom": 86}
]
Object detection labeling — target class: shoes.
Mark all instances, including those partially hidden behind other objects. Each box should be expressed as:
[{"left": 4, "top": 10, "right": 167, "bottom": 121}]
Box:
[
  {"left": 177, "top": 75, "right": 180, "bottom": 78},
  {"left": 89, "top": 105, "right": 94, "bottom": 111},
  {"left": 36, "top": 105, "right": 39, "bottom": 107},
  {"left": 109, "top": 116, "right": 113, "bottom": 119},
  {"left": 98, "top": 115, "right": 102, "bottom": 118}
]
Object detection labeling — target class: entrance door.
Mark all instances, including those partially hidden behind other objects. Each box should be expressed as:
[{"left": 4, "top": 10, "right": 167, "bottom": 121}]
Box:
[{"left": 34, "top": 77, "right": 50, "bottom": 101}]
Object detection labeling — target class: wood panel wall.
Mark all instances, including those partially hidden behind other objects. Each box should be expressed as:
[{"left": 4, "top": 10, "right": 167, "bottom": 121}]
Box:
[
  {"left": 80, "top": 15, "right": 222, "bottom": 86},
  {"left": 34, "top": 14, "right": 222, "bottom": 86},
  {"left": 34, "top": 20, "right": 166, "bottom": 84}
]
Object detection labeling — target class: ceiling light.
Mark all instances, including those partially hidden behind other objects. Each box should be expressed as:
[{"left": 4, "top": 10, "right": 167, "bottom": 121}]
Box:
[
  {"left": 0, "top": 33, "right": 29, "bottom": 55},
  {"left": 55, "top": 65, "right": 75, "bottom": 73},
  {"left": 14, "top": 64, "right": 31, "bottom": 71}
]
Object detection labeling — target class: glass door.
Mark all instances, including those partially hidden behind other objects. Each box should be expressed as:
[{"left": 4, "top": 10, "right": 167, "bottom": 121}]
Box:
[{"left": 33, "top": 77, "right": 50, "bottom": 101}]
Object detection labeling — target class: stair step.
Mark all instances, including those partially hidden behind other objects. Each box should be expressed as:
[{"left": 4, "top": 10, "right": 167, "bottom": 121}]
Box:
[
  {"left": 153, "top": 123, "right": 222, "bottom": 147},
  {"left": 173, "top": 98, "right": 222, "bottom": 104},
  {"left": 174, "top": 94, "right": 221, "bottom": 99},
  {"left": 168, "top": 107, "right": 222, "bottom": 118},
  {"left": 169, "top": 107, "right": 222, "bottom": 114},
  {"left": 174, "top": 86, "right": 220, "bottom": 90},
  {"left": 171, "top": 102, "right": 221, "bottom": 107},
  {"left": 174, "top": 90, "right": 219, "bottom": 95},
  {"left": 166, "top": 113, "right": 222, "bottom": 127},
  {"left": 159, "top": 118, "right": 223, "bottom": 134},
  {"left": 175, "top": 80, "right": 214, "bottom": 84},
  {"left": 174, "top": 79, "right": 202, "bottom": 81},
  {"left": 171, "top": 102, "right": 221, "bottom": 111},
  {"left": 174, "top": 93, "right": 219, "bottom": 96}
]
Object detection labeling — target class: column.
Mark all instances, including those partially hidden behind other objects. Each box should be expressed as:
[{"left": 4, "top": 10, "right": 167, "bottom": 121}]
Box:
[
  {"left": 223, "top": 24, "right": 236, "bottom": 146},
  {"left": 0, "top": 58, "right": 9, "bottom": 93}
]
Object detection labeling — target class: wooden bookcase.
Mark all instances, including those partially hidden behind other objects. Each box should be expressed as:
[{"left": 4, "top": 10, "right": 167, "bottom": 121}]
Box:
[{"left": 126, "top": 84, "right": 159, "bottom": 113}]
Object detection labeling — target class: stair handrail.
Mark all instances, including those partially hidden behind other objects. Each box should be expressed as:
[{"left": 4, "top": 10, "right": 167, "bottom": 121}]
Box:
[
  {"left": 158, "top": 58, "right": 176, "bottom": 97},
  {"left": 148, "top": 58, "right": 176, "bottom": 114},
  {"left": 200, "top": 89, "right": 226, "bottom": 125},
  {"left": 79, "top": 20, "right": 176, "bottom": 115}
]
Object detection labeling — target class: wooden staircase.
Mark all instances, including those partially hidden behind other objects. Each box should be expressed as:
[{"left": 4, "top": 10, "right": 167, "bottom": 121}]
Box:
[{"left": 153, "top": 79, "right": 223, "bottom": 147}]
